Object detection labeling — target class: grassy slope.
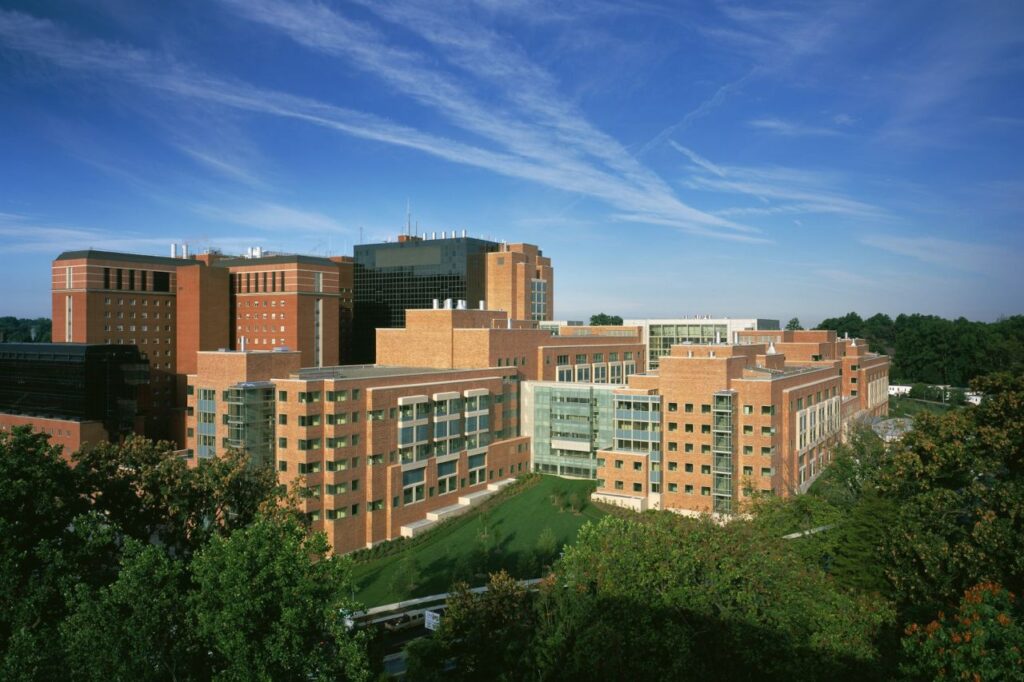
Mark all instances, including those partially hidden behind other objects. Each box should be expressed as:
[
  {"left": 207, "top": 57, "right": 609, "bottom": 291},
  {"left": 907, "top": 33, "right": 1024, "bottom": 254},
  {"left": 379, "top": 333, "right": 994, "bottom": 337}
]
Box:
[
  {"left": 887, "top": 396, "right": 955, "bottom": 418},
  {"left": 351, "top": 475, "right": 603, "bottom": 607}
]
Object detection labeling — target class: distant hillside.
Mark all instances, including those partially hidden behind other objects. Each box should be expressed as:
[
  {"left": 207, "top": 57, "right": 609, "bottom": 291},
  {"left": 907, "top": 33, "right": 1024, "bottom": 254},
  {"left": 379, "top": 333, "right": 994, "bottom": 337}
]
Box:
[{"left": 0, "top": 317, "right": 52, "bottom": 343}]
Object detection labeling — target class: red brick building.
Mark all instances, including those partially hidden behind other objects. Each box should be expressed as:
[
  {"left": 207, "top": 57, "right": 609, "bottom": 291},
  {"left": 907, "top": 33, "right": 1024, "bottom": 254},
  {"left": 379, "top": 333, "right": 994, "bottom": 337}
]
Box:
[
  {"left": 592, "top": 336, "right": 890, "bottom": 516},
  {"left": 51, "top": 248, "right": 353, "bottom": 442},
  {"left": 185, "top": 349, "right": 529, "bottom": 554}
]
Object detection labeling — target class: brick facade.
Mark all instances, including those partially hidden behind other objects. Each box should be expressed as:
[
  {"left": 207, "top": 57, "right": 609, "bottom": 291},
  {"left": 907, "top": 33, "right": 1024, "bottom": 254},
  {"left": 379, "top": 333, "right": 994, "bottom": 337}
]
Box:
[
  {"left": 594, "top": 337, "right": 889, "bottom": 517},
  {"left": 185, "top": 352, "right": 530, "bottom": 554}
]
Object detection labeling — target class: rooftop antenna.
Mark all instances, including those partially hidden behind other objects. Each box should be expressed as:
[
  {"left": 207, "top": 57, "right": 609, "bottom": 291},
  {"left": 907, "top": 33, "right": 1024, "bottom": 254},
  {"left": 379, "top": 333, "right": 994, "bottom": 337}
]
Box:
[{"left": 406, "top": 199, "right": 411, "bottom": 236}]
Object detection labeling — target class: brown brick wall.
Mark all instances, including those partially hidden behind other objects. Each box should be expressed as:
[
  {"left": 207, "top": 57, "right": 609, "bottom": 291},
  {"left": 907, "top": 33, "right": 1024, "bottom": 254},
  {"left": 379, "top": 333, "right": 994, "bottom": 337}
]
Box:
[{"left": 0, "top": 414, "right": 109, "bottom": 461}]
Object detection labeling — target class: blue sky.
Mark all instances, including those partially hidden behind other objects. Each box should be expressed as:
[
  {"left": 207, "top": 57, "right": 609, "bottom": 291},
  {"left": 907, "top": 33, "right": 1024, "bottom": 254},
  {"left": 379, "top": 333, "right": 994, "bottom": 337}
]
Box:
[{"left": 1, "top": 1, "right": 1022, "bottom": 325}]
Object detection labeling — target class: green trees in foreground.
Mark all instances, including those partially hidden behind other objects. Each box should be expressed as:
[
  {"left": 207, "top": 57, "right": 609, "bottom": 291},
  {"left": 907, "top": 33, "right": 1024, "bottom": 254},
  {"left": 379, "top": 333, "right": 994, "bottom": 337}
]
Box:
[{"left": 0, "top": 430, "right": 369, "bottom": 681}]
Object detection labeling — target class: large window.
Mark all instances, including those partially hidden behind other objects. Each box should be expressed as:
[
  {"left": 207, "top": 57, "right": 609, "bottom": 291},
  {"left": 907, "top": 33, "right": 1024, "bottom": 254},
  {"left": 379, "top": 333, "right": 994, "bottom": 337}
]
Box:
[
  {"left": 437, "top": 460, "right": 458, "bottom": 494},
  {"left": 468, "top": 453, "right": 486, "bottom": 485},
  {"left": 402, "top": 467, "right": 426, "bottom": 505}
]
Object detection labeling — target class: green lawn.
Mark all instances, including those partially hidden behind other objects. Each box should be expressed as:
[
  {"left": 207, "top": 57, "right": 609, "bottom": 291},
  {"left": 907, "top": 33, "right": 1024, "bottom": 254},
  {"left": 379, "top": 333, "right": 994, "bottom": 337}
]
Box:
[
  {"left": 350, "top": 475, "right": 604, "bottom": 607},
  {"left": 887, "top": 396, "right": 955, "bottom": 419}
]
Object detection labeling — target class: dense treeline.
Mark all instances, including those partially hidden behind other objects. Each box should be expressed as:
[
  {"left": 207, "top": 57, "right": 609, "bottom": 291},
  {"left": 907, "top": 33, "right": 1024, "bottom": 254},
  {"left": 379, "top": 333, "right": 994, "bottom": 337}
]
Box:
[
  {"left": 409, "top": 373, "right": 1024, "bottom": 681},
  {"left": 0, "top": 434, "right": 370, "bottom": 681},
  {"left": 816, "top": 312, "right": 1024, "bottom": 385},
  {"left": 0, "top": 316, "right": 51, "bottom": 342}
]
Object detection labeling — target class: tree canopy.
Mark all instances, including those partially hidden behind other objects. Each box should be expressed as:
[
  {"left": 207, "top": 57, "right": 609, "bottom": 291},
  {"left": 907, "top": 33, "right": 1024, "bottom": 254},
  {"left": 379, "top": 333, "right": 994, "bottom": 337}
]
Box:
[
  {"left": 816, "top": 312, "right": 1024, "bottom": 385},
  {"left": 0, "top": 428, "right": 369, "bottom": 681},
  {"left": 0, "top": 316, "right": 51, "bottom": 342},
  {"left": 588, "top": 313, "right": 623, "bottom": 326}
]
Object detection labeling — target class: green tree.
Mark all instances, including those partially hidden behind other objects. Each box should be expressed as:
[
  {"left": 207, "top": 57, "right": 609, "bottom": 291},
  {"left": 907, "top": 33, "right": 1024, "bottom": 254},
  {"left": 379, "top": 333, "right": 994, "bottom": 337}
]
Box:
[
  {"left": 0, "top": 316, "right": 52, "bottom": 342},
  {"left": 535, "top": 527, "right": 558, "bottom": 568},
  {"left": 862, "top": 313, "right": 896, "bottom": 354},
  {"left": 544, "top": 514, "right": 893, "bottom": 680},
  {"left": 902, "top": 583, "right": 1024, "bottom": 681},
  {"left": 785, "top": 317, "right": 804, "bottom": 331},
  {"left": 908, "top": 382, "right": 930, "bottom": 400},
  {"left": 407, "top": 571, "right": 533, "bottom": 681},
  {"left": 61, "top": 540, "right": 200, "bottom": 682},
  {"left": 190, "top": 514, "right": 370, "bottom": 681},
  {"left": 814, "top": 312, "right": 1024, "bottom": 383},
  {"left": 588, "top": 313, "right": 623, "bottom": 326},
  {"left": 74, "top": 436, "right": 283, "bottom": 557},
  {"left": 0, "top": 427, "right": 88, "bottom": 679},
  {"left": 389, "top": 556, "right": 423, "bottom": 598},
  {"left": 809, "top": 426, "right": 887, "bottom": 510},
  {"left": 817, "top": 311, "right": 864, "bottom": 338},
  {"left": 874, "top": 374, "right": 1024, "bottom": 613}
]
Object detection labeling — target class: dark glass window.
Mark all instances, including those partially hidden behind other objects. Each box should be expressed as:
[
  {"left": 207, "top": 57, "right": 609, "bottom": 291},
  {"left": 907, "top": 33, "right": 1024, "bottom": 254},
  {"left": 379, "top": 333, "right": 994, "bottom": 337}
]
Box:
[{"left": 152, "top": 271, "right": 170, "bottom": 292}]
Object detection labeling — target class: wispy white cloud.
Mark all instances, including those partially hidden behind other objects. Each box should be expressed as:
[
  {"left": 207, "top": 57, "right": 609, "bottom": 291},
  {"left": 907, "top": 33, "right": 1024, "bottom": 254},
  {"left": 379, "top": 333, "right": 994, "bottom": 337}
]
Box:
[
  {"left": 175, "top": 146, "right": 266, "bottom": 188},
  {"left": 639, "top": 2, "right": 861, "bottom": 156},
  {"left": 217, "top": 0, "right": 755, "bottom": 239},
  {"left": 636, "top": 72, "right": 756, "bottom": 156},
  {"left": 860, "top": 234, "right": 1015, "bottom": 275},
  {"left": 0, "top": 6, "right": 756, "bottom": 242},
  {"left": 192, "top": 201, "right": 350, "bottom": 234},
  {"left": 811, "top": 267, "right": 877, "bottom": 289},
  {"left": 877, "top": 5, "right": 1024, "bottom": 142},
  {"left": 747, "top": 117, "right": 843, "bottom": 137},
  {"left": 0, "top": 213, "right": 175, "bottom": 254},
  {"left": 669, "top": 142, "right": 726, "bottom": 177},
  {"left": 670, "top": 144, "right": 882, "bottom": 219},
  {"left": 707, "top": 1, "right": 857, "bottom": 67}
]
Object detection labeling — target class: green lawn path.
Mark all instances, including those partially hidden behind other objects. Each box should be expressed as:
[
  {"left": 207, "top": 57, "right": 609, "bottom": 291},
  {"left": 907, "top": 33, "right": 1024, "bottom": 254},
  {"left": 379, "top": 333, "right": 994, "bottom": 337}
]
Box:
[
  {"left": 350, "top": 475, "right": 604, "bottom": 607},
  {"left": 887, "top": 396, "right": 955, "bottom": 419}
]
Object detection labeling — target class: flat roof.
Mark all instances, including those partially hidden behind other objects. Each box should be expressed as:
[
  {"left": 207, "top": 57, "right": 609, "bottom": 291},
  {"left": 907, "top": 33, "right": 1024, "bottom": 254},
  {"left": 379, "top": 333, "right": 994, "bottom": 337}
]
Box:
[
  {"left": 623, "top": 318, "right": 779, "bottom": 324},
  {"left": 291, "top": 365, "right": 507, "bottom": 381},
  {"left": 214, "top": 254, "right": 338, "bottom": 267},
  {"left": 0, "top": 342, "right": 143, "bottom": 360},
  {"left": 54, "top": 249, "right": 338, "bottom": 268},
  {"left": 744, "top": 364, "right": 832, "bottom": 380},
  {"left": 54, "top": 249, "right": 184, "bottom": 266}
]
